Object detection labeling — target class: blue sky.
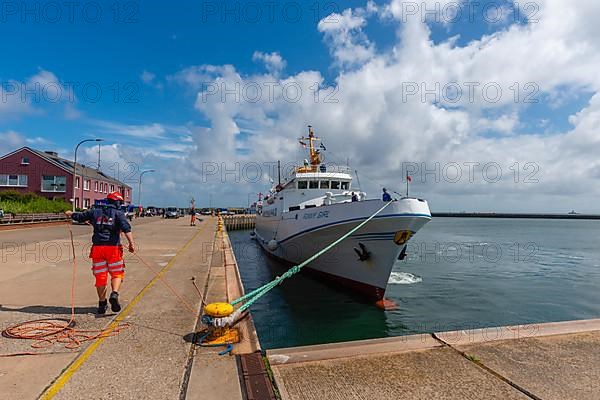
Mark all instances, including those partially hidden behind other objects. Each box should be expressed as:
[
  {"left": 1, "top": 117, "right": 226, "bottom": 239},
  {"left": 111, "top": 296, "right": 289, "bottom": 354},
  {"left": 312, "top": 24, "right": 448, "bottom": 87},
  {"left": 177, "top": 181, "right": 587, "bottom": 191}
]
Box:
[{"left": 2, "top": 1, "right": 600, "bottom": 211}]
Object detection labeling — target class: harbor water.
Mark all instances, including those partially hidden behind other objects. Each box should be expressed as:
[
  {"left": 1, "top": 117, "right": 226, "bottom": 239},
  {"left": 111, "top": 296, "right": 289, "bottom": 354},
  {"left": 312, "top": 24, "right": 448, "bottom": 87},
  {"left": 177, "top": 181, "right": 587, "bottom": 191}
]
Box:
[{"left": 228, "top": 218, "right": 600, "bottom": 349}]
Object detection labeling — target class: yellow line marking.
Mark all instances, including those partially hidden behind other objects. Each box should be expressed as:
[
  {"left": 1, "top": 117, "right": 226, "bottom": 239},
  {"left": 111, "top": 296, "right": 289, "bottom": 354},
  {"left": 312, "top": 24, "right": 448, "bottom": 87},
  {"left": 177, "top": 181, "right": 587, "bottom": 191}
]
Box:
[{"left": 39, "top": 225, "right": 206, "bottom": 400}]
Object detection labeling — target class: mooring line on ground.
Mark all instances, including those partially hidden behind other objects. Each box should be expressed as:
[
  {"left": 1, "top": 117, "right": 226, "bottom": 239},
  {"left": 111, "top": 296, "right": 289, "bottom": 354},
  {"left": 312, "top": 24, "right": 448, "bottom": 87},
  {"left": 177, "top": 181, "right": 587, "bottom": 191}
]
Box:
[
  {"left": 39, "top": 225, "right": 206, "bottom": 400},
  {"left": 431, "top": 333, "right": 544, "bottom": 400}
]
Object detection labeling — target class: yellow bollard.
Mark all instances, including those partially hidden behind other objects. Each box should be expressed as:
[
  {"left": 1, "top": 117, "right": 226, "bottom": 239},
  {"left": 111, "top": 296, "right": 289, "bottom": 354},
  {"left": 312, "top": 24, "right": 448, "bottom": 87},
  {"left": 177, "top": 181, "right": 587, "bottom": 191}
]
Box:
[{"left": 201, "top": 302, "right": 240, "bottom": 345}]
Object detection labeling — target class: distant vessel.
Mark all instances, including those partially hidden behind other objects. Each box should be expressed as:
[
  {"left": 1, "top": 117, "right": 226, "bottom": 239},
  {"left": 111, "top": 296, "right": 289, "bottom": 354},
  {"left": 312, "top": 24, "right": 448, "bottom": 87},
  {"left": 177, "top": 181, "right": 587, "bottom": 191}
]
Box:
[{"left": 254, "top": 126, "right": 431, "bottom": 300}]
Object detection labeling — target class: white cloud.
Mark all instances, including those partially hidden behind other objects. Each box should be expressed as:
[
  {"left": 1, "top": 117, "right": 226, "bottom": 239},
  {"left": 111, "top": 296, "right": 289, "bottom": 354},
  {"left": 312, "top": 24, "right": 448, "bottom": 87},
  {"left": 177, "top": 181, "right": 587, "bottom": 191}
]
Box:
[
  {"left": 91, "top": 120, "right": 168, "bottom": 139},
  {"left": 167, "top": 0, "right": 600, "bottom": 212},
  {"left": 0, "top": 131, "right": 27, "bottom": 154},
  {"left": 140, "top": 69, "right": 163, "bottom": 89},
  {"left": 140, "top": 70, "right": 156, "bottom": 84},
  {"left": 0, "top": 69, "right": 81, "bottom": 119},
  {"left": 317, "top": 7, "right": 376, "bottom": 68},
  {"left": 252, "top": 51, "right": 287, "bottom": 74}
]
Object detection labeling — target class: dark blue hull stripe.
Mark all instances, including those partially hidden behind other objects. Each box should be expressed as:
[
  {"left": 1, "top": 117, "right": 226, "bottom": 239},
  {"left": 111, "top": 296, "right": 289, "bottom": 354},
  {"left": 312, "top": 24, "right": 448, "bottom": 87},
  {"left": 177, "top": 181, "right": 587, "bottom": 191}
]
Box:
[{"left": 277, "top": 213, "right": 431, "bottom": 245}]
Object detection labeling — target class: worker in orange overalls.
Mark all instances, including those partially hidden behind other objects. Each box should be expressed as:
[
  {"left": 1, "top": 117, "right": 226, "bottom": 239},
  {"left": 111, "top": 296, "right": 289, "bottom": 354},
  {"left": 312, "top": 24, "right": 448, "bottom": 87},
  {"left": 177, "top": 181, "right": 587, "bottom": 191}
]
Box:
[
  {"left": 66, "top": 192, "right": 135, "bottom": 314},
  {"left": 190, "top": 199, "right": 196, "bottom": 226}
]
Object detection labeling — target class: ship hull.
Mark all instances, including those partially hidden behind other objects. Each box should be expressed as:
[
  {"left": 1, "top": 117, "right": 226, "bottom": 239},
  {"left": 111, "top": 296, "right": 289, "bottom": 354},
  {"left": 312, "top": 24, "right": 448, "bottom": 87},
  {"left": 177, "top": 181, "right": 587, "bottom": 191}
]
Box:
[{"left": 255, "top": 199, "right": 431, "bottom": 301}]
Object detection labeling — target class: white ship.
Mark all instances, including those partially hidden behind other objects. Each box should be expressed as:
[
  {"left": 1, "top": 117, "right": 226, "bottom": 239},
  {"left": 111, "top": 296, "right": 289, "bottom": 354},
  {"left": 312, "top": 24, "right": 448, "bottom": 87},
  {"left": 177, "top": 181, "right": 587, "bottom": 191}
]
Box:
[{"left": 254, "top": 126, "right": 431, "bottom": 301}]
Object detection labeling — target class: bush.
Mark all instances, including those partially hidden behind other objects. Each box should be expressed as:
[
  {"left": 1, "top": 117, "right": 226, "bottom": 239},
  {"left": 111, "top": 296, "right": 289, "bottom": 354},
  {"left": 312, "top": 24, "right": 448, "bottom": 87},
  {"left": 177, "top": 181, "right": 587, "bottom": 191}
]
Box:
[{"left": 0, "top": 191, "right": 71, "bottom": 214}]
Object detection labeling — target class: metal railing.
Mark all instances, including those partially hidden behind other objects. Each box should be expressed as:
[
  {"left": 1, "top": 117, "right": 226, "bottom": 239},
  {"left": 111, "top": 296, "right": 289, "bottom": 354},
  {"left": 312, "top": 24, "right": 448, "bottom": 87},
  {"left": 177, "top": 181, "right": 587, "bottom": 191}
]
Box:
[{"left": 0, "top": 212, "right": 68, "bottom": 225}]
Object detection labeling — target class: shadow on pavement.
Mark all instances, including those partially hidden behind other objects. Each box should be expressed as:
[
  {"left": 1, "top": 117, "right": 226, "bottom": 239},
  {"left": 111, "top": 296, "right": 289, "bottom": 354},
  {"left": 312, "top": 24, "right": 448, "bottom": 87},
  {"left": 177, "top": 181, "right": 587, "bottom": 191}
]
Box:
[{"left": 0, "top": 304, "right": 97, "bottom": 315}]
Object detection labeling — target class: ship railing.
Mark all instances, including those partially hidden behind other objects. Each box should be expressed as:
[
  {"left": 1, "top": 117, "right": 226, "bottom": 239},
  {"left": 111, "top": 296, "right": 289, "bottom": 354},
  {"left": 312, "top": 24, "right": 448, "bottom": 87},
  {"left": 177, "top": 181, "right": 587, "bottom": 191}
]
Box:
[{"left": 293, "top": 164, "right": 352, "bottom": 174}]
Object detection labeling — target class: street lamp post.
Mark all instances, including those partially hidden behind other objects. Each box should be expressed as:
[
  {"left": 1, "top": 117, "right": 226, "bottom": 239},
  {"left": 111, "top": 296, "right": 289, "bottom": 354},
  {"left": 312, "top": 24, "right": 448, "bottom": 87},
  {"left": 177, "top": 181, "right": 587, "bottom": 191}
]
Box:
[
  {"left": 138, "top": 169, "right": 155, "bottom": 207},
  {"left": 73, "top": 138, "right": 103, "bottom": 212}
]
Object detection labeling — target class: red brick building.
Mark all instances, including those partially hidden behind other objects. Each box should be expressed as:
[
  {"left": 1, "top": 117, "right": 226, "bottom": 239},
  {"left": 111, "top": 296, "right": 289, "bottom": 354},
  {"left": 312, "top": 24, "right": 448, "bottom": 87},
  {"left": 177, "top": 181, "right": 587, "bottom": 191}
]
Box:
[{"left": 0, "top": 147, "right": 132, "bottom": 209}]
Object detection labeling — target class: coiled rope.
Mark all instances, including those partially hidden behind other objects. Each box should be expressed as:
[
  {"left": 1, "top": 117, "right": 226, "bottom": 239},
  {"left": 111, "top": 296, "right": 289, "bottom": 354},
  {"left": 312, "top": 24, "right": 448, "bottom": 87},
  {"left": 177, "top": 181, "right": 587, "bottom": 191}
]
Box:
[{"left": 1, "top": 223, "right": 129, "bottom": 354}]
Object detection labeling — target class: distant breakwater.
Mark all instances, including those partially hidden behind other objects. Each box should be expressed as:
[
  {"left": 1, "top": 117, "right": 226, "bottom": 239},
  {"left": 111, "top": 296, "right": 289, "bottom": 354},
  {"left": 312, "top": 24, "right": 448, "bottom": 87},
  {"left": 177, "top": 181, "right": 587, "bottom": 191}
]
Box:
[{"left": 432, "top": 213, "right": 600, "bottom": 220}]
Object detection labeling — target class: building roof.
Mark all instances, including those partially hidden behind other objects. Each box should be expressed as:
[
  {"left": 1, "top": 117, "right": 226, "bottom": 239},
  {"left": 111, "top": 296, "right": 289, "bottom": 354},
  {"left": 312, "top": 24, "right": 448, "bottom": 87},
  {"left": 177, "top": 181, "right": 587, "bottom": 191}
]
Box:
[{"left": 1, "top": 147, "right": 132, "bottom": 189}]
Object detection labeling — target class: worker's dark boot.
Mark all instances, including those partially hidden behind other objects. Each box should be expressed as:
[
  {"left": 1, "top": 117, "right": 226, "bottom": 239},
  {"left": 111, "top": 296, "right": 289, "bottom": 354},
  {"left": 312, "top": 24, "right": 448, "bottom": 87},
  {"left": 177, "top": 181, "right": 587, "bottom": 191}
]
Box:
[
  {"left": 109, "top": 291, "right": 121, "bottom": 312},
  {"left": 98, "top": 300, "right": 108, "bottom": 314}
]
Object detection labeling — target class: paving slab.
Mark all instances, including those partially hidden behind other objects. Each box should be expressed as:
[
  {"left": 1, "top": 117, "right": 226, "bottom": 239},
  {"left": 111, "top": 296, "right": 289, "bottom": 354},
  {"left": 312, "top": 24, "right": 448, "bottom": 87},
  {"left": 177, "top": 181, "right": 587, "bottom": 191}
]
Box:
[
  {"left": 0, "top": 352, "right": 76, "bottom": 399},
  {"left": 458, "top": 330, "right": 600, "bottom": 400},
  {"left": 185, "top": 352, "right": 243, "bottom": 400},
  {"left": 268, "top": 334, "right": 440, "bottom": 365},
  {"left": 271, "top": 346, "right": 530, "bottom": 400}
]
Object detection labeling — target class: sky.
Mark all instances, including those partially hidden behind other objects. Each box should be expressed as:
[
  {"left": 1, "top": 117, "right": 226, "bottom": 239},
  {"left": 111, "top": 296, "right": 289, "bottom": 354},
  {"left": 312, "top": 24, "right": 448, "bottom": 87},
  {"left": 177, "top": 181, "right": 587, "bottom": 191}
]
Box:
[{"left": 1, "top": 0, "right": 600, "bottom": 212}]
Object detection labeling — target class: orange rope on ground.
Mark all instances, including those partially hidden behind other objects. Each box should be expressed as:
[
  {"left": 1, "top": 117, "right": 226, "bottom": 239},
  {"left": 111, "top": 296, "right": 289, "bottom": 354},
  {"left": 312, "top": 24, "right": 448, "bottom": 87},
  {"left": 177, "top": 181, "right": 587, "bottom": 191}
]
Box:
[
  {"left": 1, "top": 223, "right": 203, "bottom": 357},
  {"left": 1, "top": 225, "right": 129, "bottom": 355},
  {"left": 130, "top": 252, "right": 199, "bottom": 316}
]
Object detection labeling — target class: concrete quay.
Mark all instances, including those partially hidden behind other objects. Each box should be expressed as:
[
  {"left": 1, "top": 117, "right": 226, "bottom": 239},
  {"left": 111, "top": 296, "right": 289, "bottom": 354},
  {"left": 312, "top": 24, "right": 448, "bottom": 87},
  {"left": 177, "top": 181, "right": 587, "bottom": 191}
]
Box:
[
  {"left": 268, "top": 319, "right": 600, "bottom": 400},
  {"left": 2, "top": 216, "right": 600, "bottom": 400},
  {"left": 0, "top": 217, "right": 257, "bottom": 400}
]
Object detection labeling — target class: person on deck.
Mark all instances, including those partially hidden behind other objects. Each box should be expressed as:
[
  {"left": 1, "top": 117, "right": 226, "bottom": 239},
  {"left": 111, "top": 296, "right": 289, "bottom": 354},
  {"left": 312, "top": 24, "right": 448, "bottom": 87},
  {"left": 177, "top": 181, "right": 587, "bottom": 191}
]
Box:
[
  {"left": 351, "top": 192, "right": 358, "bottom": 202},
  {"left": 382, "top": 188, "right": 392, "bottom": 202},
  {"left": 65, "top": 192, "right": 135, "bottom": 314}
]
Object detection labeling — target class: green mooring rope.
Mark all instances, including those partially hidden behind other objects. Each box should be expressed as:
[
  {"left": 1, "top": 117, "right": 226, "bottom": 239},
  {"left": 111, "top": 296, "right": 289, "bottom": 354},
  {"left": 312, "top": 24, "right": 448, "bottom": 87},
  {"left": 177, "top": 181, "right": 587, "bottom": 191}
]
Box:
[{"left": 230, "top": 200, "right": 395, "bottom": 312}]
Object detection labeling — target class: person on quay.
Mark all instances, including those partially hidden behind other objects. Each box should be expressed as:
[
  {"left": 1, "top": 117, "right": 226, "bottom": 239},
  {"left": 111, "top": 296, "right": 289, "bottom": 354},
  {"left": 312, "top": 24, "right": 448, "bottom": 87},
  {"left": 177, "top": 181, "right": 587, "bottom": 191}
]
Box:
[{"left": 65, "top": 192, "right": 135, "bottom": 314}]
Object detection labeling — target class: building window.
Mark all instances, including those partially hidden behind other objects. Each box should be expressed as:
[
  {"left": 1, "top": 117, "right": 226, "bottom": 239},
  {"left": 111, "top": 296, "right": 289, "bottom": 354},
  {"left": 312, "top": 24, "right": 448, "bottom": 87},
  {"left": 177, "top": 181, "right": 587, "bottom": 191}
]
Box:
[
  {"left": 83, "top": 179, "right": 90, "bottom": 191},
  {"left": 75, "top": 198, "right": 79, "bottom": 208},
  {"left": 110, "top": 184, "right": 115, "bottom": 192},
  {"left": 42, "top": 175, "right": 66, "bottom": 192},
  {"left": 94, "top": 181, "right": 98, "bottom": 192},
  {"left": 21, "top": 157, "right": 30, "bottom": 165},
  {"left": 0, "top": 174, "right": 28, "bottom": 187},
  {"left": 309, "top": 181, "right": 319, "bottom": 189},
  {"left": 104, "top": 183, "right": 108, "bottom": 193},
  {"left": 75, "top": 177, "right": 80, "bottom": 189},
  {"left": 84, "top": 198, "right": 90, "bottom": 208}
]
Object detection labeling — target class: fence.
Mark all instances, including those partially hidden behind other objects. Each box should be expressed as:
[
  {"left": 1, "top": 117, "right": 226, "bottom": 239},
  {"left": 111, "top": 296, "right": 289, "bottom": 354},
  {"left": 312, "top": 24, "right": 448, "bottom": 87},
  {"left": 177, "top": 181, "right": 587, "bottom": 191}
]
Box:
[
  {"left": 222, "top": 215, "right": 256, "bottom": 231},
  {"left": 0, "top": 213, "right": 68, "bottom": 225}
]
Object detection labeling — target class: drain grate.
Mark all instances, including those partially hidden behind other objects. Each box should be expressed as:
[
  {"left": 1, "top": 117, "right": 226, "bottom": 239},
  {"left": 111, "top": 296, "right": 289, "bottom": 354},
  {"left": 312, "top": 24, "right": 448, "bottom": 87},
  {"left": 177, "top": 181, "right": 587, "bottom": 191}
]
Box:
[{"left": 238, "top": 353, "right": 277, "bottom": 400}]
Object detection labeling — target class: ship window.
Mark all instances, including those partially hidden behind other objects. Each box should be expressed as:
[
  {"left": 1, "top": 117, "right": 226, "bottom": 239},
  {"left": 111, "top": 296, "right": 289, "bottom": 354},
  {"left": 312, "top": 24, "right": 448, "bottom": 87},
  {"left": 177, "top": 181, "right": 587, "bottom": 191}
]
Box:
[
  {"left": 297, "top": 181, "right": 308, "bottom": 189},
  {"left": 341, "top": 181, "right": 349, "bottom": 190},
  {"left": 320, "top": 181, "right": 330, "bottom": 189},
  {"left": 331, "top": 181, "right": 340, "bottom": 189},
  {"left": 309, "top": 181, "right": 319, "bottom": 189}
]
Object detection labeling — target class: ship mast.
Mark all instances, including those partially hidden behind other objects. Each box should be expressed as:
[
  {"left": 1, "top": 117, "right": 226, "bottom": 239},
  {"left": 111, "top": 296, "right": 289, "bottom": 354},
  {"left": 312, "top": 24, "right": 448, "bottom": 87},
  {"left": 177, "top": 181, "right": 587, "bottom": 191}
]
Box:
[
  {"left": 299, "top": 125, "right": 321, "bottom": 166},
  {"left": 297, "top": 125, "right": 323, "bottom": 173}
]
